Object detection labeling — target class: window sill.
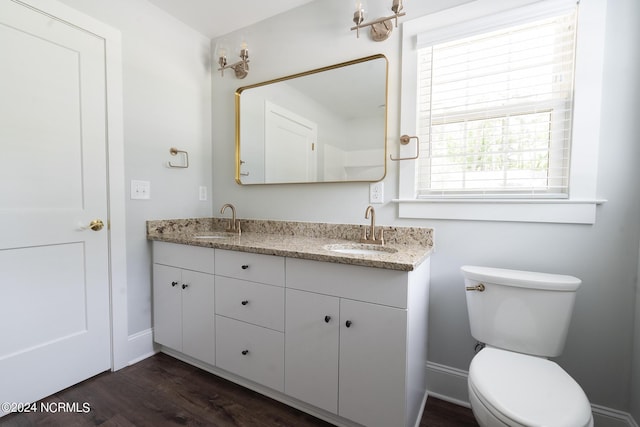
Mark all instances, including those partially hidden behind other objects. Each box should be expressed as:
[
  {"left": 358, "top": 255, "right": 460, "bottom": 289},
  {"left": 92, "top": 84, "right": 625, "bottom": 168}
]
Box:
[{"left": 393, "top": 198, "right": 606, "bottom": 224}]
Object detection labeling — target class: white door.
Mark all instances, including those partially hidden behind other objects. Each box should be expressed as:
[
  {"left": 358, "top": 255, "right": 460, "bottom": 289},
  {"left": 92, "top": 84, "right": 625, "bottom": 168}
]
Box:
[
  {"left": 0, "top": 0, "right": 111, "bottom": 413},
  {"left": 264, "top": 101, "right": 318, "bottom": 183}
]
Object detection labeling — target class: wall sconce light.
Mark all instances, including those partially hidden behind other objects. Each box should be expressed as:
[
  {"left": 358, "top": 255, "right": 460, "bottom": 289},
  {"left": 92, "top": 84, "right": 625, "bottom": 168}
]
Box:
[
  {"left": 351, "top": 0, "right": 405, "bottom": 42},
  {"left": 217, "top": 41, "right": 249, "bottom": 79}
]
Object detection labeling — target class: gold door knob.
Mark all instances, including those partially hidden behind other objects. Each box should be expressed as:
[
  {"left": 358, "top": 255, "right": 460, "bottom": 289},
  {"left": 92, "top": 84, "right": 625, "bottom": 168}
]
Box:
[{"left": 89, "top": 219, "right": 104, "bottom": 231}]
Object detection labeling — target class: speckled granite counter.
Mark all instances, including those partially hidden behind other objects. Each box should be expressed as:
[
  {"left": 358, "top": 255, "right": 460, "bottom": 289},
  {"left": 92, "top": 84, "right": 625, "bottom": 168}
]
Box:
[{"left": 147, "top": 218, "right": 433, "bottom": 271}]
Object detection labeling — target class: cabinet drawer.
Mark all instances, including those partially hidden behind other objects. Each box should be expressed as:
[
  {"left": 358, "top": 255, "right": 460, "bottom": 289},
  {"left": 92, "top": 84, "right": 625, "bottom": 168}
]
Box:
[
  {"left": 286, "top": 258, "right": 409, "bottom": 308},
  {"left": 215, "top": 315, "right": 284, "bottom": 392},
  {"left": 153, "top": 241, "right": 214, "bottom": 274},
  {"left": 216, "top": 276, "right": 284, "bottom": 331},
  {"left": 215, "top": 249, "right": 284, "bottom": 286}
]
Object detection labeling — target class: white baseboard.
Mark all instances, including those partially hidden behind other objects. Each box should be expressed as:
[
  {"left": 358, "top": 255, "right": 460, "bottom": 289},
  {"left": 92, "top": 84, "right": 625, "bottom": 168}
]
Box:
[
  {"left": 591, "top": 404, "right": 640, "bottom": 427},
  {"left": 426, "top": 361, "right": 470, "bottom": 405},
  {"left": 426, "top": 361, "right": 638, "bottom": 427},
  {"left": 126, "top": 328, "right": 157, "bottom": 366}
]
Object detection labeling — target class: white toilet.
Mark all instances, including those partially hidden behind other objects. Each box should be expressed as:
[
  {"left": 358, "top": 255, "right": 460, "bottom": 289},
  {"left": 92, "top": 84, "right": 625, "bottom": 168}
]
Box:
[{"left": 461, "top": 265, "right": 593, "bottom": 427}]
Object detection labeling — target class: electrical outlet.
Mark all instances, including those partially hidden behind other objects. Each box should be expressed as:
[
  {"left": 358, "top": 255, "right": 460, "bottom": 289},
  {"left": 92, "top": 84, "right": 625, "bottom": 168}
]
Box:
[
  {"left": 131, "top": 180, "right": 150, "bottom": 200},
  {"left": 369, "top": 182, "right": 384, "bottom": 204},
  {"left": 199, "top": 186, "right": 207, "bottom": 201}
]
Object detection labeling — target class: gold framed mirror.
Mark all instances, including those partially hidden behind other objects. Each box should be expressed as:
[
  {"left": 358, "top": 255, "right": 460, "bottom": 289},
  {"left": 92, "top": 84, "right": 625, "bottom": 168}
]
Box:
[{"left": 235, "top": 54, "right": 388, "bottom": 184}]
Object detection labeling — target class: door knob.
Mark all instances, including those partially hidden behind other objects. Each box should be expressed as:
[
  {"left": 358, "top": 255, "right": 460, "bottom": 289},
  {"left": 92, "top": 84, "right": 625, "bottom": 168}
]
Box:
[{"left": 89, "top": 219, "right": 104, "bottom": 231}]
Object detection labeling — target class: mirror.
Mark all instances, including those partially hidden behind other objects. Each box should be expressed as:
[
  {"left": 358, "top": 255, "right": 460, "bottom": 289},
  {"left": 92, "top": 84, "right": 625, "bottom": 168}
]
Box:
[{"left": 235, "top": 54, "right": 388, "bottom": 184}]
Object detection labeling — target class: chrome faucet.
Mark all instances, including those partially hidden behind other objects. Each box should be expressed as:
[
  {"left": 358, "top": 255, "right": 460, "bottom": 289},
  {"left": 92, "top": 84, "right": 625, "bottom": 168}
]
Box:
[
  {"left": 360, "top": 205, "right": 384, "bottom": 245},
  {"left": 220, "top": 203, "right": 241, "bottom": 234}
]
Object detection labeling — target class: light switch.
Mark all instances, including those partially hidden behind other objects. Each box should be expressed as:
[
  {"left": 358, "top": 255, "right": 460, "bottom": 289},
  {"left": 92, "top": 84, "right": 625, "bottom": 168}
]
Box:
[{"left": 131, "top": 180, "right": 151, "bottom": 200}]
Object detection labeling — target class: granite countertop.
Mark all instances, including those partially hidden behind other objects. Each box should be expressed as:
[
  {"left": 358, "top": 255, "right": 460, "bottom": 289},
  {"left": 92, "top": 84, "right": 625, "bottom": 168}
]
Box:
[{"left": 147, "top": 218, "right": 434, "bottom": 272}]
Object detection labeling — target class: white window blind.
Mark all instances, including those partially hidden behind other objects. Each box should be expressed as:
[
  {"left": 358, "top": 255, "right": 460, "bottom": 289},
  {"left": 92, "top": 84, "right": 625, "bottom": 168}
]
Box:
[{"left": 416, "top": 8, "right": 578, "bottom": 198}]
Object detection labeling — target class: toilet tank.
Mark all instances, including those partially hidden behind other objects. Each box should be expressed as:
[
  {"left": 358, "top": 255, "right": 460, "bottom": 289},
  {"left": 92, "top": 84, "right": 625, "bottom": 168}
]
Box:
[{"left": 461, "top": 266, "right": 581, "bottom": 357}]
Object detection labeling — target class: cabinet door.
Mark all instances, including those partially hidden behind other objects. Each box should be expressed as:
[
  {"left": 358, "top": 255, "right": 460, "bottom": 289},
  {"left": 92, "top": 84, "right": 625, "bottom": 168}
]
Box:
[
  {"left": 339, "top": 299, "right": 408, "bottom": 427},
  {"left": 285, "top": 289, "right": 339, "bottom": 414},
  {"left": 181, "top": 270, "right": 215, "bottom": 365},
  {"left": 153, "top": 264, "right": 182, "bottom": 351}
]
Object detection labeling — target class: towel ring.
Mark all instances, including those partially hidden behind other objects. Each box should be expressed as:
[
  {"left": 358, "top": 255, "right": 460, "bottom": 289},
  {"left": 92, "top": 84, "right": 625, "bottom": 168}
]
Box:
[
  {"left": 168, "top": 147, "right": 189, "bottom": 168},
  {"left": 390, "top": 135, "right": 419, "bottom": 161}
]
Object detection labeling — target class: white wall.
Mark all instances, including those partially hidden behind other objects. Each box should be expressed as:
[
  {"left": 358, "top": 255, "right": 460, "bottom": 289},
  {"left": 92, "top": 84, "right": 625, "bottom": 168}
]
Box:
[
  {"left": 633, "top": 240, "right": 640, "bottom": 421},
  {"left": 211, "top": 0, "right": 640, "bottom": 414},
  {"left": 56, "top": 0, "right": 213, "bottom": 335},
  {"left": 601, "top": 0, "right": 640, "bottom": 418},
  {"left": 624, "top": 2, "right": 640, "bottom": 422}
]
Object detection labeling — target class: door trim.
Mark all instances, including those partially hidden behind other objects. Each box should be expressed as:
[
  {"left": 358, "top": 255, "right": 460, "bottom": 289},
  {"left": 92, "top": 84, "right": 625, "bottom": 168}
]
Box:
[{"left": 15, "top": 0, "right": 128, "bottom": 371}]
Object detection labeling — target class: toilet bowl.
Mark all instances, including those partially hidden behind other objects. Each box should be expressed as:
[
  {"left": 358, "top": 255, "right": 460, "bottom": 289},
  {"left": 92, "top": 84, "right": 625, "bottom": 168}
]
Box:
[
  {"left": 461, "top": 265, "right": 593, "bottom": 427},
  {"left": 468, "top": 347, "right": 593, "bottom": 427}
]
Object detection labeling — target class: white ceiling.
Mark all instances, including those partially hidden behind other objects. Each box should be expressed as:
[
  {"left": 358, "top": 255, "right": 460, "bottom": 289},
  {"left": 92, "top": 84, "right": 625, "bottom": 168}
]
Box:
[{"left": 146, "top": 0, "right": 316, "bottom": 39}]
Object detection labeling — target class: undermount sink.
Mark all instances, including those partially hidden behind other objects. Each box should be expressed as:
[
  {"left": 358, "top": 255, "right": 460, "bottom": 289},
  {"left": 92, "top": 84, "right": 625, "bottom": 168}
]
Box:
[
  {"left": 193, "top": 232, "right": 233, "bottom": 239},
  {"left": 324, "top": 243, "right": 398, "bottom": 256}
]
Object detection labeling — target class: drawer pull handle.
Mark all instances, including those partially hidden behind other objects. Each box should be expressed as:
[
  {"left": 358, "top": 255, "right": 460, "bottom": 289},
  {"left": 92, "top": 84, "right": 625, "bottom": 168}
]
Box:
[
  {"left": 241, "top": 350, "right": 249, "bottom": 355},
  {"left": 324, "top": 315, "right": 331, "bottom": 323},
  {"left": 182, "top": 284, "right": 189, "bottom": 290},
  {"left": 241, "top": 300, "right": 249, "bottom": 306},
  {"left": 241, "top": 264, "right": 249, "bottom": 270},
  {"left": 171, "top": 281, "right": 178, "bottom": 287},
  {"left": 345, "top": 320, "right": 352, "bottom": 328}
]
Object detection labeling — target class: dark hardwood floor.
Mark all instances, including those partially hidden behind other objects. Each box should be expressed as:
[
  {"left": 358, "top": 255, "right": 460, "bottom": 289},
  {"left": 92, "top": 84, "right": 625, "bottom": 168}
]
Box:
[{"left": 1, "top": 353, "right": 478, "bottom": 426}]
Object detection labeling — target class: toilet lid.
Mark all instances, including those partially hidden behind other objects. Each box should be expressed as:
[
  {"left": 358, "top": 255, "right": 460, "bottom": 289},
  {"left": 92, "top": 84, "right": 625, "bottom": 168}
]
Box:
[{"left": 469, "top": 348, "right": 592, "bottom": 427}]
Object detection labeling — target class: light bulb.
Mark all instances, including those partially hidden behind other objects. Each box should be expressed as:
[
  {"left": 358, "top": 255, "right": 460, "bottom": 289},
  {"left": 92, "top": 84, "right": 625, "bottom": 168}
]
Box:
[
  {"left": 216, "top": 40, "right": 227, "bottom": 58},
  {"left": 353, "top": 0, "right": 366, "bottom": 26},
  {"left": 392, "top": 0, "right": 403, "bottom": 14}
]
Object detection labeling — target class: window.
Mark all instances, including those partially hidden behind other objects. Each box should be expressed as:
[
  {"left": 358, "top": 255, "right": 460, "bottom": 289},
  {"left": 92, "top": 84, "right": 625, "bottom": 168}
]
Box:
[
  {"left": 398, "top": 0, "right": 607, "bottom": 223},
  {"left": 417, "top": 12, "right": 576, "bottom": 197}
]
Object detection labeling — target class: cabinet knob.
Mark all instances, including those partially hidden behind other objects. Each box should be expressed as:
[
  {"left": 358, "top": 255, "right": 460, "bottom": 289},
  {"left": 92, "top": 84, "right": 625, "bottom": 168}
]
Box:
[
  {"left": 241, "top": 300, "right": 249, "bottom": 306},
  {"left": 182, "top": 284, "right": 189, "bottom": 290},
  {"left": 241, "top": 264, "right": 249, "bottom": 270},
  {"left": 241, "top": 350, "right": 249, "bottom": 355},
  {"left": 345, "top": 320, "right": 352, "bottom": 328},
  {"left": 324, "top": 315, "right": 331, "bottom": 323},
  {"left": 171, "top": 281, "right": 178, "bottom": 287}
]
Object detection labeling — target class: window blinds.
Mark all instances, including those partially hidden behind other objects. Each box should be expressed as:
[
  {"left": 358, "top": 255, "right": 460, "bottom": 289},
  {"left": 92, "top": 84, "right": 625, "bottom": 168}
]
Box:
[{"left": 416, "top": 8, "right": 577, "bottom": 198}]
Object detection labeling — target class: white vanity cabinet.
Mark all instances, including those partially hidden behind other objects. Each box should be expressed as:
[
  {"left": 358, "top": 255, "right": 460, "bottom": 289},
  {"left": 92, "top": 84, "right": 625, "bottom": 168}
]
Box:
[
  {"left": 285, "top": 257, "right": 430, "bottom": 427},
  {"left": 286, "top": 292, "right": 407, "bottom": 424},
  {"left": 214, "top": 249, "right": 286, "bottom": 392},
  {"left": 152, "top": 242, "right": 215, "bottom": 365},
  {"left": 151, "top": 239, "right": 430, "bottom": 427}
]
